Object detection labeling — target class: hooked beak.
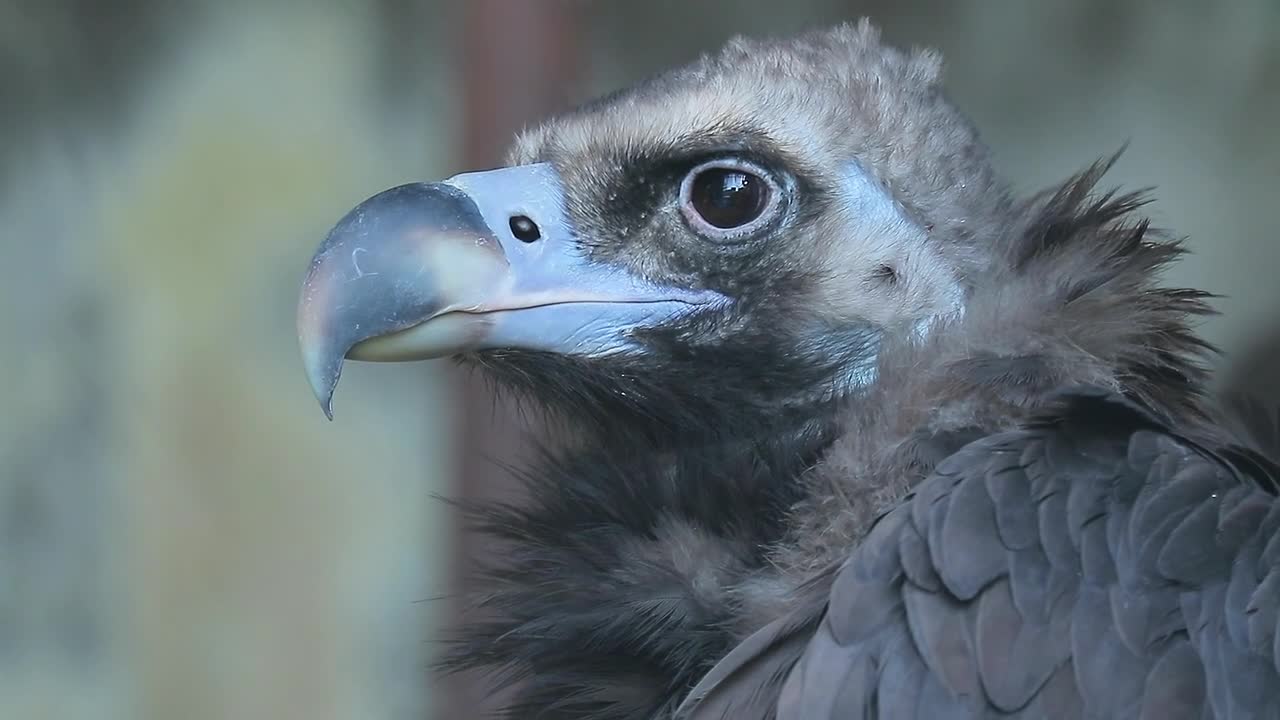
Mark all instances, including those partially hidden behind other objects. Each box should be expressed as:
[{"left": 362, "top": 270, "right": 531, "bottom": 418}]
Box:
[{"left": 297, "top": 162, "right": 720, "bottom": 418}]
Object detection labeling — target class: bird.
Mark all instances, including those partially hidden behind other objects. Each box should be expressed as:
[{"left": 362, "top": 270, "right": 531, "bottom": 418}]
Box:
[{"left": 295, "top": 20, "right": 1280, "bottom": 720}]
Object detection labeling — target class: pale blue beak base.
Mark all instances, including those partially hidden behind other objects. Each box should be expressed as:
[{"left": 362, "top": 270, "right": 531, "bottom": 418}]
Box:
[{"left": 297, "top": 163, "right": 723, "bottom": 418}]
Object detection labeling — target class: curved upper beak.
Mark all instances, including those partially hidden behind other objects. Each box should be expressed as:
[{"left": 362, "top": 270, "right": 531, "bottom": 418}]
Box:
[{"left": 297, "top": 162, "right": 721, "bottom": 419}]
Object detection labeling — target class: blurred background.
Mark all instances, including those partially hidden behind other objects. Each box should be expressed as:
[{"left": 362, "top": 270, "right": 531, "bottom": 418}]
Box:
[{"left": 0, "top": 0, "right": 1276, "bottom": 718}]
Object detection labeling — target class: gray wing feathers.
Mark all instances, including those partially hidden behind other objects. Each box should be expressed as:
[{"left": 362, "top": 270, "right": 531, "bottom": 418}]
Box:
[
  {"left": 676, "top": 569, "right": 836, "bottom": 720},
  {"left": 769, "top": 392, "right": 1280, "bottom": 719}
]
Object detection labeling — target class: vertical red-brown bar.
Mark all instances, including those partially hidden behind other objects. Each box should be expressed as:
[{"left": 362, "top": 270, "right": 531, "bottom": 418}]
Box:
[
  {"left": 459, "top": 1, "right": 583, "bottom": 167},
  {"left": 439, "top": 2, "right": 582, "bottom": 717}
]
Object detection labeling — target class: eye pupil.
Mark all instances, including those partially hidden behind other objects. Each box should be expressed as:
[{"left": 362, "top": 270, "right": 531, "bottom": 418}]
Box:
[{"left": 689, "top": 167, "right": 767, "bottom": 229}]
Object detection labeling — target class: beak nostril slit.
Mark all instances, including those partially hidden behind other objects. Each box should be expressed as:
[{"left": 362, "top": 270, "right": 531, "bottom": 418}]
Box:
[{"left": 509, "top": 215, "right": 541, "bottom": 243}]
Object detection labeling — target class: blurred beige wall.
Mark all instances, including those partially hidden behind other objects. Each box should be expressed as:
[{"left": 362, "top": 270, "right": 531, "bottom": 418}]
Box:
[
  {"left": 1, "top": 2, "right": 1276, "bottom": 720},
  {"left": 2, "top": 2, "right": 458, "bottom": 719}
]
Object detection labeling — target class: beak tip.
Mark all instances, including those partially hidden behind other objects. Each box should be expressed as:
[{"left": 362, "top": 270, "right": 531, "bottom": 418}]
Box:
[
  {"left": 308, "top": 376, "right": 338, "bottom": 421},
  {"left": 301, "top": 339, "right": 342, "bottom": 421},
  {"left": 311, "top": 379, "right": 337, "bottom": 421}
]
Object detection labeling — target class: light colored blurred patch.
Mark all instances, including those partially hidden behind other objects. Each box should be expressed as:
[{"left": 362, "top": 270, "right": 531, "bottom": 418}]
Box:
[{"left": 2, "top": 3, "right": 453, "bottom": 720}]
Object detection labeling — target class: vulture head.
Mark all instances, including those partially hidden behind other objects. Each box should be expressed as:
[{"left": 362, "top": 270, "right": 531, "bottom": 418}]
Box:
[
  {"left": 295, "top": 22, "right": 1232, "bottom": 719},
  {"left": 299, "top": 23, "right": 1026, "bottom": 444}
]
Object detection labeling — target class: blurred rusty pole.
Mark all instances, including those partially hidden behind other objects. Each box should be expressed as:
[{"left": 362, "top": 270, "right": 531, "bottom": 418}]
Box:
[
  {"left": 459, "top": 1, "right": 583, "bottom": 168},
  {"left": 441, "top": 1, "right": 583, "bottom": 716}
]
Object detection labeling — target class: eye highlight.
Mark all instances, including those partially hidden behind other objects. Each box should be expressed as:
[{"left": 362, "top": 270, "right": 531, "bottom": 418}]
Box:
[{"left": 679, "top": 159, "right": 780, "bottom": 240}]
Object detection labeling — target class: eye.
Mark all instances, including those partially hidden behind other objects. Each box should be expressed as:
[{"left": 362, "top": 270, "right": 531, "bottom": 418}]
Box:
[{"left": 680, "top": 159, "right": 779, "bottom": 240}]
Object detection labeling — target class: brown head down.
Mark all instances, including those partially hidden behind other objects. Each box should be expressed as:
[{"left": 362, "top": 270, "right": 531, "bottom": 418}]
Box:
[
  {"left": 492, "top": 21, "right": 1210, "bottom": 446},
  {"left": 498, "top": 23, "right": 1011, "bottom": 422}
]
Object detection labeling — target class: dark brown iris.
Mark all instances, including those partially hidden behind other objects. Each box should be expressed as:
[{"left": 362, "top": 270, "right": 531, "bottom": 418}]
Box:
[{"left": 688, "top": 167, "right": 768, "bottom": 229}]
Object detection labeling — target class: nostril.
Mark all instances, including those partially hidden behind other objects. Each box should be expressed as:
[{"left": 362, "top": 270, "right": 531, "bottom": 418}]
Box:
[{"left": 509, "top": 215, "right": 541, "bottom": 243}]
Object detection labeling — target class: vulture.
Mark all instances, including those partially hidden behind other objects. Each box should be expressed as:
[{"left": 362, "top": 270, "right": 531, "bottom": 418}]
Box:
[{"left": 295, "top": 21, "right": 1280, "bottom": 719}]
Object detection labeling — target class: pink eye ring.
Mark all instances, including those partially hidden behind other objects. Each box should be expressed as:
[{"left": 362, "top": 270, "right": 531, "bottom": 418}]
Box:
[{"left": 679, "top": 159, "right": 779, "bottom": 240}]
